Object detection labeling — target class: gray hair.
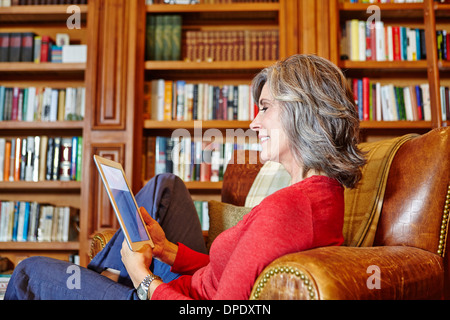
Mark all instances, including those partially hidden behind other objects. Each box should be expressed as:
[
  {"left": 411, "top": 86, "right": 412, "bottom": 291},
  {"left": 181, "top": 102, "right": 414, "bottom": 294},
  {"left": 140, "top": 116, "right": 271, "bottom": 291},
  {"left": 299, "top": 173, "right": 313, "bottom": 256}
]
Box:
[{"left": 252, "top": 54, "right": 366, "bottom": 189}]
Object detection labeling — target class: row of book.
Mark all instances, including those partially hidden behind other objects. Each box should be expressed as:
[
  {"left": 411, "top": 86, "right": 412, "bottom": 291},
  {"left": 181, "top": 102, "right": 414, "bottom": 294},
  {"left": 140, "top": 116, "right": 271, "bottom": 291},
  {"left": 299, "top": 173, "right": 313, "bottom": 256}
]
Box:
[
  {"left": 185, "top": 29, "right": 279, "bottom": 62},
  {"left": 145, "top": 80, "right": 256, "bottom": 121},
  {"left": 0, "top": 86, "right": 85, "bottom": 122},
  {"left": 0, "top": 0, "right": 87, "bottom": 6},
  {"left": 0, "top": 200, "right": 79, "bottom": 243},
  {"left": 0, "top": 32, "right": 87, "bottom": 63},
  {"left": 0, "top": 136, "right": 83, "bottom": 182},
  {"left": 350, "top": 78, "right": 432, "bottom": 121},
  {"left": 341, "top": 20, "right": 426, "bottom": 62},
  {"left": 146, "top": 15, "right": 182, "bottom": 61},
  {"left": 144, "top": 136, "right": 260, "bottom": 182}
]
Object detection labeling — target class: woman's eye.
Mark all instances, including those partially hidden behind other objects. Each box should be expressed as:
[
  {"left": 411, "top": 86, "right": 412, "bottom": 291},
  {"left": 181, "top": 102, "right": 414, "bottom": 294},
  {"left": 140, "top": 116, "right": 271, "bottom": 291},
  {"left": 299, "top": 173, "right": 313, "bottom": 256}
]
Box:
[{"left": 259, "top": 107, "right": 268, "bottom": 113}]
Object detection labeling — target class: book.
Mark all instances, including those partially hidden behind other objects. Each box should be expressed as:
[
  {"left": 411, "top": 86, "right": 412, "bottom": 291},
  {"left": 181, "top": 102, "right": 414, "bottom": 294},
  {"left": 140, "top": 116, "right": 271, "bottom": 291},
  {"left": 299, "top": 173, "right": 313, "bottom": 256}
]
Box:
[
  {"left": 0, "top": 33, "right": 9, "bottom": 62},
  {"left": 20, "top": 32, "right": 35, "bottom": 62},
  {"left": 342, "top": 20, "right": 427, "bottom": 62},
  {"left": 349, "top": 77, "right": 432, "bottom": 121}
]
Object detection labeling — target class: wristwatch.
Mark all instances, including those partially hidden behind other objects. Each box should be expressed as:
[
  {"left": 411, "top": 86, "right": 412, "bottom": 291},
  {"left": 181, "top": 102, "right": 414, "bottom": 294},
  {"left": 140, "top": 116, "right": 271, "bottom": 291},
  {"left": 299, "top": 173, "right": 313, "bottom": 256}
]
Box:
[{"left": 136, "top": 273, "right": 162, "bottom": 300}]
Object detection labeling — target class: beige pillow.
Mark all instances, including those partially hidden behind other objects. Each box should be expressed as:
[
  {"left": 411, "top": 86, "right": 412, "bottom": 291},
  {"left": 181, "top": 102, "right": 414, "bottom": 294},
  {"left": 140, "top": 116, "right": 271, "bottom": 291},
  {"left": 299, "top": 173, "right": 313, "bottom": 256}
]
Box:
[{"left": 207, "top": 200, "right": 252, "bottom": 251}]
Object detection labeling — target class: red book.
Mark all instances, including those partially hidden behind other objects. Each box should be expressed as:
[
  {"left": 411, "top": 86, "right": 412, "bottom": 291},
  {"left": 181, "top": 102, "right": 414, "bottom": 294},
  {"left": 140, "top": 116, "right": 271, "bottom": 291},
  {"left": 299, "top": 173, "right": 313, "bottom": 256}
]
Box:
[
  {"left": 11, "top": 87, "right": 19, "bottom": 121},
  {"left": 40, "top": 35, "right": 51, "bottom": 63},
  {"left": 0, "top": 33, "right": 10, "bottom": 62},
  {"left": 362, "top": 77, "right": 370, "bottom": 121},
  {"left": 392, "top": 26, "right": 401, "bottom": 61},
  {"left": 446, "top": 33, "right": 450, "bottom": 61},
  {"left": 9, "top": 33, "right": 22, "bottom": 62},
  {"left": 352, "top": 79, "right": 359, "bottom": 112}
]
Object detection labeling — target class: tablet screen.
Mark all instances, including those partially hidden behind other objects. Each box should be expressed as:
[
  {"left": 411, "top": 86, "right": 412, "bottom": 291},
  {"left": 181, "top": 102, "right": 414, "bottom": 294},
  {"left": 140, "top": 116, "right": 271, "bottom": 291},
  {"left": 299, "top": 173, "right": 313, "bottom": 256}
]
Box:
[{"left": 100, "top": 164, "right": 150, "bottom": 242}]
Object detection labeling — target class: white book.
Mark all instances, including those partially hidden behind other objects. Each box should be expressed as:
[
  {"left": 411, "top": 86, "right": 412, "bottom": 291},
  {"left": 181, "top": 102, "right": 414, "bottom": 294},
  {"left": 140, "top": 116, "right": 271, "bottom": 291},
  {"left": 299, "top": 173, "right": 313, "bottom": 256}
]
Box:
[
  {"left": 202, "top": 201, "right": 209, "bottom": 231},
  {"left": 403, "top": 87, "right": 414, "bottom": 121},
  {"left": 41, "top": 87, "right": 52, "bottom": 121},
  {"left": 62, "top": 45, "right": 87, "bottom": 63},
  {"left": 388, "top": 84, "right": 399, "bottom": 121},
  {"left": 25, "top": 136, "right": 35, "bottom": 182},
  {"left": 50, "top": 89, "right": 59, "bottom": 121},
  {"left": 65, "top": 87, "right": 74, "bottom": 120},
  {"left": 376, "top": 83, "right": 382, "bottom": 121},
  {"left": 151, "top": 79, "right": 165, "bottom": 121},
  {"left": 381, "top": 86, "right": 392, "bottom": 121},
  {"left": 25, "top": 87, "right": 36, "bottom": 122},
  {"left": 32, "top": 136, "right": 41, "bottom": 182},
  {"left": 387, "top": 26, "right": 394, "bottom": 61},
  {"left": 358, "top": 21, "right": 366, "bottom": 61},
  {"left": 420, "top": 84, "right": 431, "bottom": 121},
  {"left": 441, "top": 86, "right": 447, "bottom": 121},
  {"left": 0, "top": 138, "right": 5, "bottom": 181},
  {"left": 375, "top": 21, "right": 386, "bottom": 61},
  {"left": 0, "top": 201, "right": 7, "bottom": 242}
]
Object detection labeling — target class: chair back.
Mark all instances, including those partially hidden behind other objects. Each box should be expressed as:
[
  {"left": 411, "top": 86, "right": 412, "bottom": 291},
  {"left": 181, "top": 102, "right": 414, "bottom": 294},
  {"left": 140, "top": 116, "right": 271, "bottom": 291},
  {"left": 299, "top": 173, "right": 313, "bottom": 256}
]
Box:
[{"left": 373, "top": 128, "right": 450, "bottom": 298}]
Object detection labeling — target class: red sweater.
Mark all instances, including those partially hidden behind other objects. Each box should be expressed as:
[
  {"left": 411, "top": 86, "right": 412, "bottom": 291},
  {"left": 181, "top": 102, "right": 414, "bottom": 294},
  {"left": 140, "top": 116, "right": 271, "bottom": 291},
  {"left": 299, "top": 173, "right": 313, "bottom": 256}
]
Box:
[{"left": 152, "top": 175, "right": 344, "bottom": 300}]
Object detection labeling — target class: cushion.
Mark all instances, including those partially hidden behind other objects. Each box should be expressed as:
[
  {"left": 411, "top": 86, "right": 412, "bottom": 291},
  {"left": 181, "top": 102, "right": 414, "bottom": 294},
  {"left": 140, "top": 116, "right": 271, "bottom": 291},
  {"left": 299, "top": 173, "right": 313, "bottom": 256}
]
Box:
[{"left": 207, "top": 200, "right": 252, "bottom": 251}]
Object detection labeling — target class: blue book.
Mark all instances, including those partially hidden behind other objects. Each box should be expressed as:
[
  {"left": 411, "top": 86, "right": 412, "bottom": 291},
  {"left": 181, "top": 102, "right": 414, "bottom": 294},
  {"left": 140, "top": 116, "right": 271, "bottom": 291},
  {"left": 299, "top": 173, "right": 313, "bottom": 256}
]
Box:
[
  {"left": 0, "top": 86, "right": 5, "bottom": 121},
  {"left": 22, "top": 202, "right": 30, "bottom": 242}
]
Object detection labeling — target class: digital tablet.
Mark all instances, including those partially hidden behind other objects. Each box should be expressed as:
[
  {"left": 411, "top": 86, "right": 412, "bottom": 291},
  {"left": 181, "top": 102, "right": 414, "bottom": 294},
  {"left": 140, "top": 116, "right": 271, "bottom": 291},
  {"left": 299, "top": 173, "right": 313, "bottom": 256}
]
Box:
[{"left": 93, "top": 155, "right": 154, "bottom": 251}]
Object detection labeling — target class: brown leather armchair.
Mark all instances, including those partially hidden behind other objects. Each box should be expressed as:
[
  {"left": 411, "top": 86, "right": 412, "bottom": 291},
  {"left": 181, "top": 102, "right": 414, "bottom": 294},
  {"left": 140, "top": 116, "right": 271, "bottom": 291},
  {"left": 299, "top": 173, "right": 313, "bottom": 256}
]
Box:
[{"left": 90, "top": 127, "right": 450, "bottom": 300}]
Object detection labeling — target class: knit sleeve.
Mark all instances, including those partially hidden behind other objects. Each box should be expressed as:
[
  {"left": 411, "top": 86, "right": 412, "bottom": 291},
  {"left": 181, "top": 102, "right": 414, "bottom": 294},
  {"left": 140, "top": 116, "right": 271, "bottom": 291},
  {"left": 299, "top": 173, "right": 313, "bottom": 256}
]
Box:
[{"left": 171, "top": 242, "right": 210, "bottom": 275}]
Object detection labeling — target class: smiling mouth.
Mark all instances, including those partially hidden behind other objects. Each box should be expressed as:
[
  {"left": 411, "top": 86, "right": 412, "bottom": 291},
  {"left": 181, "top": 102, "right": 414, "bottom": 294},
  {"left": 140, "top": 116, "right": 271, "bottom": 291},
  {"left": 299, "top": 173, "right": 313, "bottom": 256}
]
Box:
[{"left": 259, "top": 136, "right": 269, "bottom": 143}]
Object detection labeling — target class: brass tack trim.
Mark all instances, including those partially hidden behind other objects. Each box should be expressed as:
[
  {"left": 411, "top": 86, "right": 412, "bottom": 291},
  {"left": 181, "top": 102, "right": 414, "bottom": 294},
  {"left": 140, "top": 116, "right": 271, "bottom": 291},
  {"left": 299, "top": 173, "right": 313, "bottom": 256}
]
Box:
[
  {"left": 88, "top": 234, "right": 107, "bottom": 260},
  {"left": 252, "top": 266, "right": 316, "bottom": 300},
  {"left": 437, "top": 184, "right": 450, "bottom": 257}
]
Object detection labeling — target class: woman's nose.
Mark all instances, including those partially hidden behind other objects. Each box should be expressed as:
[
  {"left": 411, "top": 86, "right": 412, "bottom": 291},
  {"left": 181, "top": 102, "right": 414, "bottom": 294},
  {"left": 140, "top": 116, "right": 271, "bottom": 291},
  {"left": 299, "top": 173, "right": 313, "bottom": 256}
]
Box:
[{"left": 249, "top": 112, "right": 261, "bottom": 131}]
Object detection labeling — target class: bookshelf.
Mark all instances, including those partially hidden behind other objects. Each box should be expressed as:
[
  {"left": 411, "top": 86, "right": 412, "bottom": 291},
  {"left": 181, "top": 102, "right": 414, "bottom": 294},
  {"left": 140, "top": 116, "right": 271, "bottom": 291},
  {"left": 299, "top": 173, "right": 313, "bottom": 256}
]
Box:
[
  {"left": 0, "top": 3, "right": 88, "bottom": 267},
  {"left": 329, "top": 0, "right": 449, "bottom": 142},
  {"left": 140, "top": 0, "right": 296, "bottom": 188}
]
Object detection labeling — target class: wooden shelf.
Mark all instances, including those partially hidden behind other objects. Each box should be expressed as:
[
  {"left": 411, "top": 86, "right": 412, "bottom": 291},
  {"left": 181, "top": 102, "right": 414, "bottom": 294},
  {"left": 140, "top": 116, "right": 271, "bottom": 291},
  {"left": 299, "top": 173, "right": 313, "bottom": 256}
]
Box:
[
  {"left": 340, "top": 3, "right": 424, "bottom": 11},
  {"left": 0, "top": 121, "right": 84, "bottom": 130},
  {"left": 185, "top": 181, "right": 223, "bottom": 190},
  {"left": 0, "top": 241, "right": 79, "bottom": 251},
  {"left": 0, "top": 62, "right": 86, "bottom": 73},
  {"left": 0, "top": 4, "right": 88, "bottom": 23},
  {"left": 144, "top": 120, "right": 252, "bottom": 130},
  {"left": 339, "top": 60, "right": 428, "bottom": 70},
  {"left": 0, "top": 181, "right": 81, "bottom": 191},
  {"left": 439, "top": 60, "right": 450, "bottom": 71},
  {"left": 146, "top": 3, "right": 280, "bottom": 13},
  {"left": 145, "top": 60, "right": 275, "bottom": 71},
  {"left": 360, "top": 120, "right": 432, "bottom": 130}
]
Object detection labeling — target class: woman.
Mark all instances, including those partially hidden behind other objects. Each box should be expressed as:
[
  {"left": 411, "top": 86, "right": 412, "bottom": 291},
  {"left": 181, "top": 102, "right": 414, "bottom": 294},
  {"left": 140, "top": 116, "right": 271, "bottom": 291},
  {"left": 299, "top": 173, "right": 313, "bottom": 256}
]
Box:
[{"left": 5, "top": 54, "right": 366, "bottom": 300}]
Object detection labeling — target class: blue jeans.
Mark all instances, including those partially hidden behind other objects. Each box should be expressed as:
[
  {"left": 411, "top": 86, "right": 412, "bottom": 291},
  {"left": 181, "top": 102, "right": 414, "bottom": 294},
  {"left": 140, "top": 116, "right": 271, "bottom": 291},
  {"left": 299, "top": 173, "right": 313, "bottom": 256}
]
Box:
[{"left": 5, "top": 174, "right": 206, "bottom": 300}]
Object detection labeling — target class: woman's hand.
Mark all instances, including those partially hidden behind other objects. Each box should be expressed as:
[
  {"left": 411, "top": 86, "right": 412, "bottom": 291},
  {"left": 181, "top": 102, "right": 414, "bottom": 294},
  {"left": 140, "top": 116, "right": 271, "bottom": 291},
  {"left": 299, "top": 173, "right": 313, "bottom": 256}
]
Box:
[
  {"left": 120, "top": 240, "right": 153, "bottom": 288},
  {"left": 140, "top": 207, "right": 179, "bottom": 266}
]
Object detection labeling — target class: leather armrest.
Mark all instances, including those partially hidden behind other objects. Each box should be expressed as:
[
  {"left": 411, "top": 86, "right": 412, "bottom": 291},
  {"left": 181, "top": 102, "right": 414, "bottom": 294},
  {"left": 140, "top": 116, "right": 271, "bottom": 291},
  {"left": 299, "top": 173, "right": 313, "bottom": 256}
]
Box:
[
  {"left": 250, "top": 246, "right": 444, "bottom": 300},
  {"left": 89, "top": 229, "right": 117, "bottom": 261}
]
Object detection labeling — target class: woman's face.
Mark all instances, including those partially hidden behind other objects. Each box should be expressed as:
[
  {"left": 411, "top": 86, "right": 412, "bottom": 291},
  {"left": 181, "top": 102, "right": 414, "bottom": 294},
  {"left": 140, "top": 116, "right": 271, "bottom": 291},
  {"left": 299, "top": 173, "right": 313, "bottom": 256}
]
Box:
[{"left": 250, "top": 83, "right": 293, "bottom": 165}]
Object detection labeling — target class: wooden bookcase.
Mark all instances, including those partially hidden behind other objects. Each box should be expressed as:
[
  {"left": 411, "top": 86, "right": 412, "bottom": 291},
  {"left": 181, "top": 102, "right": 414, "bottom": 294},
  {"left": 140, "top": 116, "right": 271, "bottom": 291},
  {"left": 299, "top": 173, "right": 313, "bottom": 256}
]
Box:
[
  {"left": 141, "top": 1, "right": 297, "bottom": 198},
  {"left": 0, "top": 4, "right": 88, "bottom": 266},
  {"left": 329, "top": 0, "right": 449, "bottom": 142},
  {"left": 2, "top": 0, "right": 448, "bottom": 268}
]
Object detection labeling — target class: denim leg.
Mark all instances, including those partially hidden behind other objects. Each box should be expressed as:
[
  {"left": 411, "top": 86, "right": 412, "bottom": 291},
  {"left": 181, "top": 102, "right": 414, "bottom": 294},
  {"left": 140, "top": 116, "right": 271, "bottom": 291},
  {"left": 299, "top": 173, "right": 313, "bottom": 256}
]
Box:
[
  {"left": 88, "top": 173, "right": 206, "bottom": 285},
  {"left": 5, "top": 256, "right": 138, "bottom": 300}
]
